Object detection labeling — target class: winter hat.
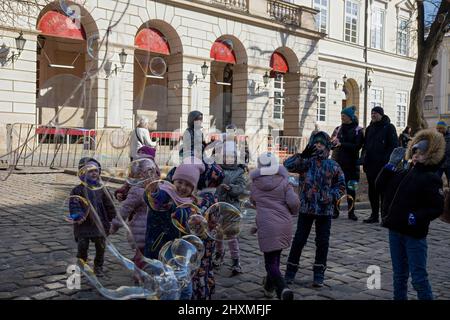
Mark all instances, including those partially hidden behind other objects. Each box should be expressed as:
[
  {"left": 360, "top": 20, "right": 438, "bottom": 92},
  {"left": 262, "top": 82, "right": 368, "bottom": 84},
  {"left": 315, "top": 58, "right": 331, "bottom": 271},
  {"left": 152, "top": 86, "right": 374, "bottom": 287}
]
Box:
[
  {"left": 257, "top": 152, "right": 275, "bottom": 169},
  {"left": 436, "top": 120, "right": 447, "bottom": 129},
  {"left": 137, "top": 145, "right": 156, "bottom": 159},
  {"left": 341, "top": 106, "right": 356, "bottom": 122},
  {"left": 311, "top": 131, "right": 332, "bottom": 150},
  {"left": 412, "top": 140, "right": 429, "bottom": 154},
  {"left": 78, "top": 157, "right": 101, "bottom": 174},
  {"left": 371, "top": 106, "right": 384, "bottom": 116},
  {"left": 173, "top": 157, "right": 205, "bottom": 188}
]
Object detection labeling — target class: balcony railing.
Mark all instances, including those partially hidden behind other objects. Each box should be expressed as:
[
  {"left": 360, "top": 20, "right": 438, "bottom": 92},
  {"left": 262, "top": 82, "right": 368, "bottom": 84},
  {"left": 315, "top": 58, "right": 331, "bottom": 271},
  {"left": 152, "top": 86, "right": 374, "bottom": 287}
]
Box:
[
  {"left": 211, "top": 0, "right": 249, "bottom": 12},
  {"left": 267, "top": 0, "right": 302, "bottom": 27}
]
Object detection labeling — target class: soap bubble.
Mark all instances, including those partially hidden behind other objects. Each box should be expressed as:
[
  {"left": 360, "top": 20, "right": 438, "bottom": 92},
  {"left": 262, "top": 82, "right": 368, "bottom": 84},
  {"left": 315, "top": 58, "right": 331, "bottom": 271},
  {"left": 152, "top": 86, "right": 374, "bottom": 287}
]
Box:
[
  {"left": 204, "top": 202, "right": 242, "bottom": 241},
  {"left": 126, "top": 158, "right": 158, "bottom": 186},
  {"left": 63, "top": 195, "right": 90, "bottom": 224},
  {"left": 149, "top": 57, "right": 167, "bottom": 77},
  {"left": 78, "top": 163, "right": 104, "bottom": 190}
]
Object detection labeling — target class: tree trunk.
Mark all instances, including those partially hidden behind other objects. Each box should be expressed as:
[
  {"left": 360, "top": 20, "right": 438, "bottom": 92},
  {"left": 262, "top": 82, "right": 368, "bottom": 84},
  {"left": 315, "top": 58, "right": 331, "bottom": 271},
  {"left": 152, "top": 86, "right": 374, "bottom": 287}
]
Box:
[{"left": 407, "top": 0, "right": 450, "bottom": 134}]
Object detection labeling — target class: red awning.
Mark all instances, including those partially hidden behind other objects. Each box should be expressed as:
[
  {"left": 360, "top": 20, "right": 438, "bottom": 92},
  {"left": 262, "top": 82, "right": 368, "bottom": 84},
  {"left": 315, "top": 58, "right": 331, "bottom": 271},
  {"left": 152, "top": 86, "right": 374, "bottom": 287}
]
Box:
[
  {"left": 37, "top": 11, "right": 86, "bottom": 40},
  {"left": 135, "top": 28, "right": 170, "bottom": 55},
  {"left": 210, "top": 40, "right": 236, "bottom": 64},
  {"left": 270, "top": 52, "right": 289, "bottom": 73}
]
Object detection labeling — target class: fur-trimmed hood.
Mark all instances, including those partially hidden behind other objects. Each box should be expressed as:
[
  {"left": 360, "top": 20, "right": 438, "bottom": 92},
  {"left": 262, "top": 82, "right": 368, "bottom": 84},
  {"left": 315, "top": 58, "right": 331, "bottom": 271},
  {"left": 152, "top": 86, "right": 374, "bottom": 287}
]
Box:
[{"left": 405, "top": 129, "right": 445, "bottom": 166}]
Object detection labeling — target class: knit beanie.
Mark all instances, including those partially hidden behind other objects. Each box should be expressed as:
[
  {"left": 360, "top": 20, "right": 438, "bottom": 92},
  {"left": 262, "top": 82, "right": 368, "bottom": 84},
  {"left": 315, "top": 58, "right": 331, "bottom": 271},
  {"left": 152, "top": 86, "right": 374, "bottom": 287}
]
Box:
[
  {"left": 173, "top": 157, "right": 205, "bottom": 188},
  {"left": 371, "top": 106, "right": 384, "bottom": 116},
  {"left": 341, "top": 106, "right": 356, "bottom": 122},
  {"left": 436, "top": 121, "right": 447, "bottom": 129}
]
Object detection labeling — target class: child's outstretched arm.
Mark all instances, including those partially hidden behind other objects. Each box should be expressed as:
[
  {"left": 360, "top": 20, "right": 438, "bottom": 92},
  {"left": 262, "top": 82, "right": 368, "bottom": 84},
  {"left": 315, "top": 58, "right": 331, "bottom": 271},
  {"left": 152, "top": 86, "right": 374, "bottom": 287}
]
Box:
[
  {"left": 111, "top": 188, "right": 142, "bottom": 232},
  {"left": 284, "top": 144, "right": 316, "bottom": 174},
  {"left": 143, "top": 184, "right": 172, "bottom": 211}
]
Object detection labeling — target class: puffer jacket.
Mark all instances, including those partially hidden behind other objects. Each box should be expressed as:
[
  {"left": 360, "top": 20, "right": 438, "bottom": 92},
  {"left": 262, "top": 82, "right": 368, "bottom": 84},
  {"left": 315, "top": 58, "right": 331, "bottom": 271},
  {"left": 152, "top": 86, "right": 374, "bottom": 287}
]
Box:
[
  {"left": 376, "top": 129, "right": 445, "bottom": 238},
  {"left": 284, "top": 151, "right": 346, "bottom": 216},
  {"left": 250, "top": 166, "right": 300, "bottom": 252},
  {"left": 216, "top": 164, "right": 247, "bottom": 209},
  {"left": 111, "top": 185, "right": 147, "bottom": 249}
]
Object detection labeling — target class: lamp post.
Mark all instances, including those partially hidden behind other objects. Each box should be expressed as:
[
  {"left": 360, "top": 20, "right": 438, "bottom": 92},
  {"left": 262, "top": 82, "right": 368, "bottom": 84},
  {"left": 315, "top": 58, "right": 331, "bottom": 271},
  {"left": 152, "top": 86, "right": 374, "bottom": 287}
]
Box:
[
  {"left": 0, "top": 31, "right": 26, "bottom": 67},
  {"left": 263, "top": 71, "right": 270, "bottom": 87},
  {"left": 201, "top": 61, "right": 208, "bottom": 79}
]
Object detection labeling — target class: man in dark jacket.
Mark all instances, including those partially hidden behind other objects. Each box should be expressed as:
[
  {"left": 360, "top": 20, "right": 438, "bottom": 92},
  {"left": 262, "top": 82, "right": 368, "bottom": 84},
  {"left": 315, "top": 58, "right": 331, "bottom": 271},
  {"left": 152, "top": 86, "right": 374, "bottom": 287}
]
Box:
[
  {"left": 331, "top": 106, "right": 364, "bottom": 221},
  {"left": 376, "top": 129, "right": 445, "bottom": 300},
  {"left": 436, "top": 121, "right": 450, "bottom": 186},
  {"left": 362, "top": 107, "right": 399, "bottom": 223}
]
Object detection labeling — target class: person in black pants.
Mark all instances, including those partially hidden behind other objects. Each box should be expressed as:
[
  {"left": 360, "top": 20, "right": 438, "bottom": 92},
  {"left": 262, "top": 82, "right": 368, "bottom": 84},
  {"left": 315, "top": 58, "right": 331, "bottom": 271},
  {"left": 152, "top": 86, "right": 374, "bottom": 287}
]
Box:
[
  {"left": 362, "top": 107, "right": 399, "bottom": 223},
  {"left": 330, "top": 106, "right": 364, "bottom": 221}
]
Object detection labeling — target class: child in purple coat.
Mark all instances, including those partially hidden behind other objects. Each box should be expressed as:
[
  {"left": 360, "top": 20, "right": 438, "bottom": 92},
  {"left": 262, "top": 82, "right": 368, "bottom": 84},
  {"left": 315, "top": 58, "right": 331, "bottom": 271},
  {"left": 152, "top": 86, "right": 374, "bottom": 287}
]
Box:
[{"left": 250, "top": 153, "right": 300, "bottom": 300}]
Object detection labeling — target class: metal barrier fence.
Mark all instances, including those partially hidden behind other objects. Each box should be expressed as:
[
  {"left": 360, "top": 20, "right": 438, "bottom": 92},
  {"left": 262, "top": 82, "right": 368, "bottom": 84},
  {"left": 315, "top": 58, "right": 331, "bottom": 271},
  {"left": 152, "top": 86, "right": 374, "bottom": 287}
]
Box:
[
  {"left": 270, "top": 136, "right": 309, "bottom": 162},
  {"left": 0, "top": 124, "right": 131, "bottom": 170},
  {"left": 1, "top": 123, "right": 307, "bottom": 171}
]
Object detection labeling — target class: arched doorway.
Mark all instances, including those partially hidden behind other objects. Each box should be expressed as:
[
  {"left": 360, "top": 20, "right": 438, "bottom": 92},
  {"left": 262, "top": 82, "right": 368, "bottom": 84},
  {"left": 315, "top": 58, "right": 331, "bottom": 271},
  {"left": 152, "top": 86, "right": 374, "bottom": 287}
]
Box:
[
  {"left": 342, "top": 78, "right": 360, "bottom": 117},
  {"left": 209, "top": 36, "right": 248, "bottom": 132},
  {"left": 133, "top": 21, "right": 183, "bottom": 131},
  {"left": 269, "top": 48, "right": 300, "bottom": 136},
  {"left": 36, "top": 4, "right": 98, "bottom": 128}
]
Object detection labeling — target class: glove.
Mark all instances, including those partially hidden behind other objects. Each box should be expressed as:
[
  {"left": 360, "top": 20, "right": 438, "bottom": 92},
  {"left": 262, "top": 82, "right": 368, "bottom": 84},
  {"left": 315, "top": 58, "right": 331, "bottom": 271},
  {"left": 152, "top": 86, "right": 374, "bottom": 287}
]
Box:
[
  {"left": 300, "top": 144, "right": 317, "bottom": 159},
  {"left": 388, "top": 147, "right": 406, "bottom": 167}
]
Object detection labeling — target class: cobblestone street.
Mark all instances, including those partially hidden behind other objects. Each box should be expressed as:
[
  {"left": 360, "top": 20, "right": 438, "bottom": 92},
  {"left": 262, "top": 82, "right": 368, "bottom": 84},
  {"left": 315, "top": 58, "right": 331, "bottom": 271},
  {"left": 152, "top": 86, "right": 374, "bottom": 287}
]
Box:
[{"left": 1, "top": 172, "right": 450, "bottom": 300}]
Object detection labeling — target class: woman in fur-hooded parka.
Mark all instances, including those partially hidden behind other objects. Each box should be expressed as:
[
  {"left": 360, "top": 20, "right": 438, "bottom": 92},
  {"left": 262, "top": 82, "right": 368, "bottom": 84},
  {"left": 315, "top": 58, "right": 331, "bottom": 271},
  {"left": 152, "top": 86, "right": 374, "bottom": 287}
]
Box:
[{"left": 376, "top": 129, "right": 445, "bottom": 239}]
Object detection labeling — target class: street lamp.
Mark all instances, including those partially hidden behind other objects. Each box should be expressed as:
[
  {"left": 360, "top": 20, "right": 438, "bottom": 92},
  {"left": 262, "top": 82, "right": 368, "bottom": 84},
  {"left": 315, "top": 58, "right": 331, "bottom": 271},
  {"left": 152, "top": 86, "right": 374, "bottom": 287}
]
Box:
[
  {"left": 0, "top": 31, "right": 26, "bottom": 67},
  {"left": 109, "top": 49, "right": 127, "bottom": 76},
  {"left": 263, "top": 71, "right": 270, "bottom": 87},
  {"left": 118, "top": 48, "right": 127, "bottom": 69},
  {"left": 201, "top": 61, "right": 208, "bottom": 79}
]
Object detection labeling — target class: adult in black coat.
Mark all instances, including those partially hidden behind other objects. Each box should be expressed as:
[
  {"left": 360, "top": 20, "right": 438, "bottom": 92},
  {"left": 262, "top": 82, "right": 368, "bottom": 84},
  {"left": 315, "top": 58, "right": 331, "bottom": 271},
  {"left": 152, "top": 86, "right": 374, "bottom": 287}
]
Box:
[
  {"left": 361, "top": 107, "right": 399, "bottom": 223},
  {"left": 375, "top": 129, "right": 445, "bottom": 300},
  {"left": 330, "top": 106, "right": 364, "bottom": 221}
]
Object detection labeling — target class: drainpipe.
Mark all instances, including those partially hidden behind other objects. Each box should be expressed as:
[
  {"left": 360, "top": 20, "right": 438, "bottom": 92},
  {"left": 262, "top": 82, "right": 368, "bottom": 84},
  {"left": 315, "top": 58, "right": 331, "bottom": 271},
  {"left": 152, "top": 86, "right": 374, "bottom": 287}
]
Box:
[{"left": 363, "top": 0, "right": 369, "bottom": 128}]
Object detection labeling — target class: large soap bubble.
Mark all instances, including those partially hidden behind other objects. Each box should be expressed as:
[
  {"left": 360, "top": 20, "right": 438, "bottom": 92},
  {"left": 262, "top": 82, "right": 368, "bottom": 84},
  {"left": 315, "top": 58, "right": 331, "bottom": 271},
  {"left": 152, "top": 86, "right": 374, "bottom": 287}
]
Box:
[
  {"left": 204, "top": 202, "right": 242, "bottom": 242},
  {"left": 78, "top": 163, "right": 104, "bottom": 190}
]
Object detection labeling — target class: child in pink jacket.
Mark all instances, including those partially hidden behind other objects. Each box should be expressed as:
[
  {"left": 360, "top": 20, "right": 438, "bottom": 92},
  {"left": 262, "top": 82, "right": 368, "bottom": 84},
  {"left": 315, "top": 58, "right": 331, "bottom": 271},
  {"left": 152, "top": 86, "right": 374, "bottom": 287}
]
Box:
[
  {"left": 250, "top": 153, "right": 300, "bottom": 300},
  {"left": 110, "top": 157, "right": 159, "bottom": 273}
]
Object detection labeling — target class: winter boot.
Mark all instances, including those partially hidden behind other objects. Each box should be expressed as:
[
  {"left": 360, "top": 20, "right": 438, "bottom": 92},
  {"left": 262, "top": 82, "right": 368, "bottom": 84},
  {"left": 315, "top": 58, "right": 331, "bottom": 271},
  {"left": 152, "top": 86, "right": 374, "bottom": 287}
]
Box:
[
  {"left": 348, "top": 212, "right": 358, "bottom": 221},
  {"left": 212, "top": 251, "right": 225, "bottom": 269},
  {"left": 363, "top": 214, "right": 379, "bottom": 223},
  {"left": 262, "top": 276, "right": 276, "bottom": 298},
  {"left": 94, "top": 265, "right": 105, "bottom": 278},
  {"left": 312, "top": 264, "right": 326, "bottom": 287},
  {"left": 231, "top": 259, "right": 242, "bottom": 276},
  {"left": 273, "top": 276, "right": 294, "bottom": 300},
  {"left": 284, "top": 262, "right": 298, "bottom": 285}
]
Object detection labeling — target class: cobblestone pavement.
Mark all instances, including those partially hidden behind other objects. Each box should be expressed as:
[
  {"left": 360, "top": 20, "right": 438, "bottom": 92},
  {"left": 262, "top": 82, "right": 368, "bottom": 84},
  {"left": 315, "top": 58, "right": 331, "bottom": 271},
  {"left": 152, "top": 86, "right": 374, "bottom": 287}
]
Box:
[{"left": 1, "top": 172, "right": 450, "bottom": 300}]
